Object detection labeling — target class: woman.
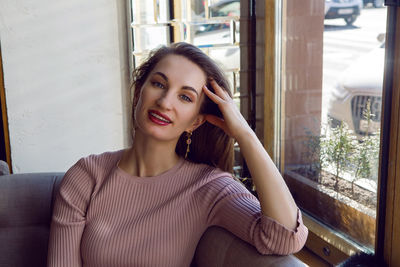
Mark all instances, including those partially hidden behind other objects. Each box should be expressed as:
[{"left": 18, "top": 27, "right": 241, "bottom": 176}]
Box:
[{"left": 48, "top": 42, "right": 308, "bottom": 267}]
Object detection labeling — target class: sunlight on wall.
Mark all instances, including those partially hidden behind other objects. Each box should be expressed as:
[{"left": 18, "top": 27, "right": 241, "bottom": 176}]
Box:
[{"left": 0, "top": 0, "right": 129, "bottom": 172}]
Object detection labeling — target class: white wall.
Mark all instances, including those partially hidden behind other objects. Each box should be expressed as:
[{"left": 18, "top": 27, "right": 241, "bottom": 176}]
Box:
[{"left": 0, "top": 0, "right": 131, "bottom": 173}]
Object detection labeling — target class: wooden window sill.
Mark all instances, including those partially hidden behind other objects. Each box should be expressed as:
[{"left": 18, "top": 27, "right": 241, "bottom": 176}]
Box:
[{"left": 299, "top": 211, "right": 372, "bottom": 265}]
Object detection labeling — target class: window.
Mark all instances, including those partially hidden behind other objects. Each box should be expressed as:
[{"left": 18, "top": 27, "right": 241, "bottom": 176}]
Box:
[
  {"left": 279, "top": 0, "right": 387, "bottom": 263},
  {"left": 260, "top": 1, "right": 400, "bottom": 265}
]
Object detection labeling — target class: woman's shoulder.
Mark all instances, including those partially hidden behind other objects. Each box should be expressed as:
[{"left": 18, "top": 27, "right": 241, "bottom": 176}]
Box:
[
  {"left": 65, "top": 149, "right": 124, "bottom": 178},
  {"left": 60, "top": 150, "right": 124, "bottom": 194},
  {"left": 83, "top": 149, "right": 124, "bottom": 167}
]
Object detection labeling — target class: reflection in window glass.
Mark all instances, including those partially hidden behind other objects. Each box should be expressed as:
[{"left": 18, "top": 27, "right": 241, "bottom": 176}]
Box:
[
  {"left": 210, "top": 1, "right": 239, "bottom": 17},
  {"left": 132, "top": 26, "right": 170, "bottom": 53},
  {"left": 130, "top": 0, "right": 240, "bottom": 89},
  {"left": 130, "top": 0, "right": 171, "bottom": 68},
  {"left": 283, "top": 1, "right": 386, "bottom": 251}
]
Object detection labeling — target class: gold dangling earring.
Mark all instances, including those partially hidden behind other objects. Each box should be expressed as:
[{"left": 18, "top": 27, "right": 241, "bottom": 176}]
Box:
[{"left": 185, "top": 131, "right": 192, "bottom": 159}]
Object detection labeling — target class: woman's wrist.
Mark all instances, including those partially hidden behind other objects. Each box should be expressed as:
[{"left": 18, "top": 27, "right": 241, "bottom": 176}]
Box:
[{"left": 234, "top": 127, "right": 258, "bottom": 145}]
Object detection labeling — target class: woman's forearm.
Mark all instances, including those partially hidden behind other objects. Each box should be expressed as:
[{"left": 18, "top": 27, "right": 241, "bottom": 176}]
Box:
[{"left": 236, "top": 130, "right": 298, "bottom": 230}]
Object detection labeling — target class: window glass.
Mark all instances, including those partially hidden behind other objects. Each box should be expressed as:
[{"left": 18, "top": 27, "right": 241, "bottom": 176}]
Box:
[
  {"left": 130, "top": 0, "right": 171, "bottom": 68},
  {"left": 282, "top": 1, "right": 386, "bottom": 250},
  {"left": 211, "top": 2, "right": 240, "bottom": 17},
  {"left": 130, "top": 0, "right": 240, "bottom": 88}
]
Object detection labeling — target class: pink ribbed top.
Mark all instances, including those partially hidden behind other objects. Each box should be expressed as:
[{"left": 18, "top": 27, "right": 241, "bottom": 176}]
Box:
[{"left": 48, "top": 150, "right": 308, "bottom": 267}]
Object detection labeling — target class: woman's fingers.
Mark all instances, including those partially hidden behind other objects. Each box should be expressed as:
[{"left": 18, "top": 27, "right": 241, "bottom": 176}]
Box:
[
  {"left": 203, "top": 79, "right": 250, "bottom": 139},
  {"left": 203, "top": 85, "right": 223, "bottom": 104},
  {"left": 203, "top": 80, "right": 231, "bottom": 106},
  {"left": 205, "top": 114, "right": 229, "bottom": 135},
  {"left": 210, "top": 80, "right": 230, "bottom": 100}
]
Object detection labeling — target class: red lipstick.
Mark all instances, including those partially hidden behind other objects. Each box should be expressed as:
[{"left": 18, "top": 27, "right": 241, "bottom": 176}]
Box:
[{"left": 148, "top": 110, "right": 172, "bottom": 126}]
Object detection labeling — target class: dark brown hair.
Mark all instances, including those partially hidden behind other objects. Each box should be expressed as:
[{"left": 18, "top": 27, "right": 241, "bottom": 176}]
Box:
[{"left": 131, "top": 42, "right": 234, "bottom": 173}]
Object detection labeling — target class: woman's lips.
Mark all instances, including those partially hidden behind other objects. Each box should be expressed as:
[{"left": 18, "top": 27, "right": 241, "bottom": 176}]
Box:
[{"left": 148, "top": 110, "right": 172, "bottom": 125}]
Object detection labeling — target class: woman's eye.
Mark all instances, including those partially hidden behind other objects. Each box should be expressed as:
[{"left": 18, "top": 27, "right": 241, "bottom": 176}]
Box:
[
  {"left": 180, "top": 95, "right": 192, "bottom": 102},
  {"left": 152, "top": 81, "right": 165, "bottom": 89}
]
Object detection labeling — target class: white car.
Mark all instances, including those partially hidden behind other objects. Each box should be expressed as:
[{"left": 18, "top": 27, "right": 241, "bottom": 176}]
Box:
[
  {"left": 327, "top": 37, "right": 384, "bottom": 137},
  {"left": 363, "top": 0, "right": 384, "bottom": 8},
  {"left": 325, "top": 0, "right": 363, "bottom": 25}
]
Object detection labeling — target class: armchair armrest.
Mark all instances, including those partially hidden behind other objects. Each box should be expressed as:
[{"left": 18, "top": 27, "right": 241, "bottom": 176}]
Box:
[{"left": 192, "top": 226, "right": 306, "bottom": 267}]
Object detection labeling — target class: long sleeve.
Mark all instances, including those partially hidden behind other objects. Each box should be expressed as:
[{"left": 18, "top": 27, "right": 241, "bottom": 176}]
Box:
[
  {"left": 47, "top": 158, "right": 95, "bottom": 267},
  {"left": 205, "top": 176, "right": 308, "bottom": 255}
]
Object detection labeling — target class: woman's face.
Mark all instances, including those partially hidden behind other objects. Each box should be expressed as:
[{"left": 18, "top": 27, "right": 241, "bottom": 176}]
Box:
[{"left": 134, "top": 54, "right": 206, "bottom": 143}]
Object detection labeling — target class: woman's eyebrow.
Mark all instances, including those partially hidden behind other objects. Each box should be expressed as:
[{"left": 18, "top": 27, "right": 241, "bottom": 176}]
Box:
[
  {"left": 182, "top": 86, "right": 199, "bottom": 96},
  {"left": 154, "top": 72, "right": 168, "bottom": 82}
]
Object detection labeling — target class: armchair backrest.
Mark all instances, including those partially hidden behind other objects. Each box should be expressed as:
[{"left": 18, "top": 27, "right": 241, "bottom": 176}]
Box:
[{"left": 0, "top": 173, "right": 64, "bottom": 267}]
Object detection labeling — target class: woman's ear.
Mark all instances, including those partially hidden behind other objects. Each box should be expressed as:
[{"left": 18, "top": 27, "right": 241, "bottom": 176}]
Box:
[{"left": 188, "top": 114, "right": 206, "bottom": 132}]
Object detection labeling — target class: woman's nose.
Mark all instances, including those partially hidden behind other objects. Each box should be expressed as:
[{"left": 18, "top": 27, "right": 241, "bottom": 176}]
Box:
[{"left": 156, "top": 91, "right": 173, "bottom": 110}]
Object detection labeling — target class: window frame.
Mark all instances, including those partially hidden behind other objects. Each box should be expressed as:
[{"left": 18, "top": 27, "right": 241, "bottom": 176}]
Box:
[
  {"left": 0, "top": 47, "right": 12, "bottom": 173},
  {"left": 376, "top": 5, "right": 400, "bottom": 266}
]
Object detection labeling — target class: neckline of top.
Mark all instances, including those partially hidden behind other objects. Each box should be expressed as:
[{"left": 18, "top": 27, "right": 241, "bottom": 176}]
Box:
[{"left": 114, "top": 152, "right": 186, "bottom": 183}]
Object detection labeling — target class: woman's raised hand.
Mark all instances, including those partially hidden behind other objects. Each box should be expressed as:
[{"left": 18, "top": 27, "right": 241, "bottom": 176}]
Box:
[{"left": 202, "top": 80, "right": 252, "bottom": 141}]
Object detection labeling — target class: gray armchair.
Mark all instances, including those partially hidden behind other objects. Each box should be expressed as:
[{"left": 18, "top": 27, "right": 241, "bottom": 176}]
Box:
[{"left": 0, "top": 173, "right": 305, "bottom": 267}]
